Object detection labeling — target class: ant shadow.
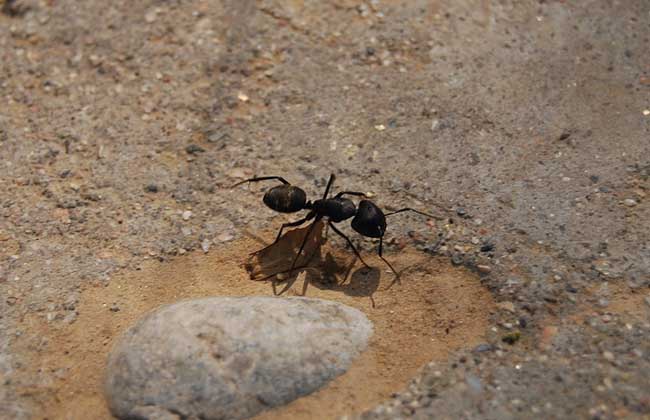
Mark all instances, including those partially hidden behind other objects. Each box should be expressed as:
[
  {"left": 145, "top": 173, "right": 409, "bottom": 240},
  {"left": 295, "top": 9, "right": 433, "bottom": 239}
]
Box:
[{"left": 244, "top": 221, "right": 382, "bottom": 306}]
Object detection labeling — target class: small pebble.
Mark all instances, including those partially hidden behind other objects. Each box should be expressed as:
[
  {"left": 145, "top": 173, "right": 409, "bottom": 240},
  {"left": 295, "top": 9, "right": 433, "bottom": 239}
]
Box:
[
  {"left": 143, "top": 101, "right": 155, "bottom": 114},
  {"left": 480, "top": 243, "right": 494, "bottom": 252},
  {"left": 64, "top": 294, "right": 79, "bottom": 311},
  {"left": 496, "top": 301, "right": 515, "bottom": 313},
  {"left": 473, "top": 343, "right": 494, "bottom": 353},
  {"left": 217, "top": 232, "right": 234, "bottom": 242},
  {"left": 539, "top": 326, "right": 558, "bottom": 350},
  {"left": 623, "top": 199, "right": 637, "bottom": 207},
  {"left": 63, "top": 312, "right": 78, "bottom": 324},
  {"left": 89, "top": 54, "right": 103, "bottom": 67},
  {"left": 144, "top": 9, "right": 157, "bottom": 23},
  {"left": 185, "top": 144, "right": 205, "bottom": 155},
  {"left": 144, "top": 184, "right": 159, "bottom": 193},
  {"left": 603, "top": 351, "right": 614, "bottom": 361},
  {"left": 476, "top": 264, "right": 492, "bottom": 274},
  {"left": 208, "top": 130, "right": 230, "bottom": 143},
  {"left": 201, "top": 239, "right": 211, "bottom": 253},
  {"left": 182, "top": 210, "right": 192, "bottom": 221},
  {"left": 502, "top": 331, "right": 521, "bottom": 345},
  {"left": 451, "top": 253, "right": 464, "bottom": 266}
]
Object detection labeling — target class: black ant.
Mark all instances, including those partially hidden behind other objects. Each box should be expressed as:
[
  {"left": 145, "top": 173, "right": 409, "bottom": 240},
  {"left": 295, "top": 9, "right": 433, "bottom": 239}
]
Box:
[{"left": 232, "top": 173, "right": 440, "bottom": 280}]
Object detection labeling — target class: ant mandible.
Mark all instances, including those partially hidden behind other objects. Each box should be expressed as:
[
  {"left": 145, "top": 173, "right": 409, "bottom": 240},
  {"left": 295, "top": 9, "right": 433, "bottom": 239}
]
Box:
[{"left": 232, "top": 173, "right": 440, "bottom": 279}]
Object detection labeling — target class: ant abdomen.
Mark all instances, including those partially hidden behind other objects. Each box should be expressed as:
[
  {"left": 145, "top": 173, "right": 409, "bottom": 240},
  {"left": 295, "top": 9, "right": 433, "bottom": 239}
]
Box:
[{"left": 263, "top": 185, "right": 307, "bottom": 213}]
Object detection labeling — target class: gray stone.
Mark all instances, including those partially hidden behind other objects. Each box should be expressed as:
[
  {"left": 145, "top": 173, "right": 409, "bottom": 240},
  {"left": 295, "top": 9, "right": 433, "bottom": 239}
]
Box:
[{"left": 104, "top": 297, "right": 373, "bottom": 420}]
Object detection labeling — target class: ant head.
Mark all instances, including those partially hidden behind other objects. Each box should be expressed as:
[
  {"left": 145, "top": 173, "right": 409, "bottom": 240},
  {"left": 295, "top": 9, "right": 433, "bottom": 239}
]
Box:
[
  {"left": 351, "top": 200, "right": 386, "bottom": 238},
  {"left": 263, "top": 185, "right": 307, "bottom": 213}
]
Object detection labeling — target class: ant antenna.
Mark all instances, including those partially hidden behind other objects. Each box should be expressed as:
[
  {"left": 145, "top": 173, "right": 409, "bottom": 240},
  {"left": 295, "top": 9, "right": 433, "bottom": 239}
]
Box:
[
  {"left": 384, "top": 208, "right": 443, "bottom": 220},
  {"left": 322, "top": 173, "right": 336, "bottom": 199},
  {"left": 230, "top": 176, "right": 291, "bottom": 189}
]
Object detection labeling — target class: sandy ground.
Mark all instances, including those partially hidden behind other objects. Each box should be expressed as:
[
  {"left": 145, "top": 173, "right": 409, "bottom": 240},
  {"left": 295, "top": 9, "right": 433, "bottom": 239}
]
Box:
[{"left": 16, "top": 225, "right": 493, "bottom": 419}]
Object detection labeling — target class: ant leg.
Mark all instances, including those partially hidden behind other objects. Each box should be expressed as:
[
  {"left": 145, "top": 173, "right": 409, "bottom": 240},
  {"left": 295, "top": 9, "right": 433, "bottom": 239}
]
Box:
[
  {"left": 328, "top": 221, "right": 370, "bottom": 268},
  {"left": 262, "top": 265, "right": 320, "bottom": 295},
  {"left": 377, "top": 235, "right": 399, "bottom": 276},
  {"left": 300, "top": 274, "right": 310, "bottom": 296},
  {"left": 321, "top": 173, "right": 336, "bottom": 199},
  {"left": 275, "top": 268, "right": 313, "bottom": 296},
  {"left": 274, "top": 276, "right": 298, "bottom": 296},
  {"left": 334, "top": 191, "right": 366, "bottom": 199},
  {"left": 384, "top": 207, "right": 443, "bottom": 220},
  {"left": 252, "top": 264, "right": 312, "bottom": 283},
  {"left": 230, "top": 176, "right": 290, "bottom": 188},
  {"left": 251, "top": 212, "right": 315, "bottom": 255},
  {"left": 290, "top": 217, "right": 322, "bottom": 270}
]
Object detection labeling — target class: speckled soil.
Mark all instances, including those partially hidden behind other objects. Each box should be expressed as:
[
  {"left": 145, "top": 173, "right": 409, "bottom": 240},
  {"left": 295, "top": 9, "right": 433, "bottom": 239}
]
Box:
[{"left": 1, "top": 0, "right": 649, "bottom": 419}]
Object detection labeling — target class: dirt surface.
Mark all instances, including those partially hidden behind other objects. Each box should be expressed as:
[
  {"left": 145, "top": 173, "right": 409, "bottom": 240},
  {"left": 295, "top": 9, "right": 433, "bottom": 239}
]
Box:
[
  {"left": 1, "top": 0, "right": 649, "bottom": 419},
  {"left": 14, "top": 227, "right": 493, "bottom": 419}
]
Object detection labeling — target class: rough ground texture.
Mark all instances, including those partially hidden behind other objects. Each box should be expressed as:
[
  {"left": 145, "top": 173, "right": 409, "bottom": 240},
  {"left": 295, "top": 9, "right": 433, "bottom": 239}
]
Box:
[
  {"left": 0, "top": 0, "right": 648, "bottom": 419},
  {"left": 105, "top": 297, "right": 372, "bottom": 420}
]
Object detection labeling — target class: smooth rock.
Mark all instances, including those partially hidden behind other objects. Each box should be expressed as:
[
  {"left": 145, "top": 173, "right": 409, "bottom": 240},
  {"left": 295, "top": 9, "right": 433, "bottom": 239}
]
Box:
[{"left": 105, "top": 297, "right": 372, "bottom": 420}]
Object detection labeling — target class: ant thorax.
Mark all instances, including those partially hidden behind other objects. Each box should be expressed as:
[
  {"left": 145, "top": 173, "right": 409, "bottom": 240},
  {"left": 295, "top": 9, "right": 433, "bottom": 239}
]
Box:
[{"left": 311, "top": 198, "right": 357, "bottom": 223}]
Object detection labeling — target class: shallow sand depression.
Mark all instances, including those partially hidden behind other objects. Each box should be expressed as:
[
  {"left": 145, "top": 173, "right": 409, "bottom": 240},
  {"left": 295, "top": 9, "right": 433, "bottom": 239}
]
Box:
[{"left": 22, "top": 224, "right": 496, "bottom": 419}]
